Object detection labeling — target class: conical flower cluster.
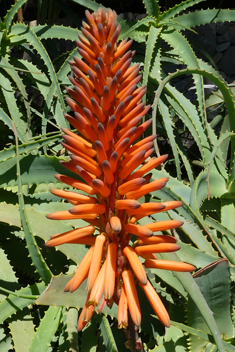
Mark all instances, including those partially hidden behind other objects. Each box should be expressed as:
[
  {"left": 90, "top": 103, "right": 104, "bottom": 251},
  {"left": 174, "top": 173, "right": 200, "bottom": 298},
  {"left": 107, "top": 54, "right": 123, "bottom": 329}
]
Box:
[{"left": 46, "top": 8, "right": 195, "bottom": 330}]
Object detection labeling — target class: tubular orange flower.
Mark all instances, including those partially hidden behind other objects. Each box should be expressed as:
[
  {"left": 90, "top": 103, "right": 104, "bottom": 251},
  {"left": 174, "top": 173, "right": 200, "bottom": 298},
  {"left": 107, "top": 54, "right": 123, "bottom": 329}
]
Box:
[
  {"left": 88, "top": 259, "right": 107, "bottom": 306},
  {"left": 144, "top": 259, "right": 196, "bottom": 272},
  {"left": 139, "top": 280, "right": 170, "bottom": 328},
  {"left": 123, "top": 246, "right": 147, "bottom": 284},
  {"left": 86, "top": 233, "right": 106, "bottom": 291},
  {"left": 122, "top": 270, "right": 141, "bottom": 327},
  {"left": 118, "top": 286, "right": 128, "bottom": 329},
  {"left": 104, "top": 243, "right": 117, "bottom": 299},
  {"left": 45, "top": 7, "right": 195, "bottom": 331},
  {"left": 64, "top": 245, "right": 95, "bottom": 292}
]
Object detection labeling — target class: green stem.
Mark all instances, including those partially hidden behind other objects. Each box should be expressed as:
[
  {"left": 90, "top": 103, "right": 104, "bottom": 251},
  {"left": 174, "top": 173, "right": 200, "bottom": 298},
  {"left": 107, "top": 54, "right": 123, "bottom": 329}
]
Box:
[{"left": 0, "top": 286, "right": 39, "bottom": 299}]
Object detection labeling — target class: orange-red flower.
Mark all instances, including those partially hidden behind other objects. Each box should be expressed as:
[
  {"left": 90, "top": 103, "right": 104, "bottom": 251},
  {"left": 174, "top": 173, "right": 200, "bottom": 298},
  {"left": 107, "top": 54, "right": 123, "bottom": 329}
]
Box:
[{"left": 46, "top": 7, "right": 195, "bottom": 330}]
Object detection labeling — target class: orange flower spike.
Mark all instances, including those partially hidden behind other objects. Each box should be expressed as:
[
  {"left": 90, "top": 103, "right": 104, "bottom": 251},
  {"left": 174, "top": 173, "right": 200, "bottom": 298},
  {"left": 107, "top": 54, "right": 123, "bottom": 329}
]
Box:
[
  {"left": 145, "top": 220, "right": 184, "bottom": 232},
  {"left": 119, "top": 150, "right": 147, "bottom": 180},
  {"left": 46, "top": 225, "right": 95, "bottom": 247},
  {"left": 114, "top": 138, "right": 130, "bottom": 159},
  {"left": 70, "top": 155, "right": 102, "bottom": 177},
  {"left": 109, "top": 76, "right": 119, "bottom": 100},
  {"left": 45, "top": 8, "right": 195, "bottom": 331},
  {"left": 50, "top": 189, "right": 96, "bottom": 204},
  {"left": 69, "top": 203, "right": 106, "bottom": 215},
  {"left": 62, "top": 133, "right": 96, "bottom": 158},
  {"left": 83, "top": 107, "right": 99, "bottom": 131},
  {"left": 95, "top": 140, "right": 108, "bottom": 163},
  {"left": 126, "top": 202, "right": 165, "bottom": 216},
  {"left": 75, "top": 165, "right": 95, "bottom": 185},
  {"left": 69, "top": 245, "right": 95, "bottom": 292},
  {"left": 115, "top": 199, "right": 140, "bottom": 210},
  {"left": 46, "top": 210, "right": 98, "bottom": 221},
  {"left": 122, "top": 270, "right": 141, "bottom": 327},
  {"left": 118, "top": 178, "right": 146, "bottom": 195},
  {"left": 125, "top": 178, "right": 169, "bottom": 200},
  {"left": 88, "top": 70, "right": 103, "bottom": 95},
  {"left": 127, "top": 154, "right": 168, "bottom": 181},
  {"left": 137, "top": 235, "right": 177, "bottom": 246},
  {"left": 102, "top": 160, "right": 114, "bottom": 184},
  {"left": 86, "top": 234, "right": 106, "bottom": 291},
  {"left": 124, "top": 223, "right": 153, "bottom": 238},
  {"left": 88, "top": 260, "right": 107, "bottom": 306},
  {"left": 110, "top": 216, "right": 122, "bottom": 233},
  {"left": 139, "top": 280, "right": 170, "bottom": 328},
  {"left": 109, "top": 152, "right": 119, "bottom": 173},
  {"left": 77, "top": 292, "right": 95, "bottom": 331},
  {"left": 61, "top": 127, "right": 93, "bottom": 148},
  {"left": 144, "top": 259, "right": 196, "bottom": 272},
  {"left": 106, "top": 115, "right": 116, "bottom": 142},
  {"left": 105, "top": 243, "right": 117, "bottom": 299},
  {"left": 135, "top": 243, "right": 181, "bottom": 256},
  {"left": 74, "top": 112, "right": 98, "bottom": 142},
  {"left": 64, "top": 236, "right": 96, "bottom": 245},
  {"left": 54, "top": 174, "right": 95, "bottom": 195},
  {"left": 97, "top": 123, "right": 109, "bottom": 151},
  {"left": 92, "top": 179, "right": 110, "bottom": 197},
  {"left": 102, "top": 86, "right": 111, "bottom": 111},
  {"left": 118, "top": 286, "right": 128, "bottom": 329},
  {"left": 160, "top": 201, "right": 183, "bottom": 211},
  {"left": 123, "top": 246, "right": 147, "bottom": 285},
  {"left": 114, "top": 39, "right": 133, "bottom": 61}
]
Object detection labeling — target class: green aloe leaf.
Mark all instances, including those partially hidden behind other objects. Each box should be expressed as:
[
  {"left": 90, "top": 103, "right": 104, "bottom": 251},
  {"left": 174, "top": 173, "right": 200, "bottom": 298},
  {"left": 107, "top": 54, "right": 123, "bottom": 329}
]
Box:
[
  {"left": 0, "top": 56, "right": 31, "bottom": 129},
  {"left": 177, "top": 242, "right": 218, "bottom": 268},
  {"left": 158, "top": 98, "right": 181, "bottom": 180},
  {"left": 160, "top": 253, "right": 225, "bottom": 352},
  {"left": 0, "top": 154, "right": 77, "bottom": 189},
  {"left": 0, "top": 283, "right": 45, "bottom": 325},
  {"left": 8, "top": 308, "right": 35, "bottom": 352},
  {"left": 142, "top": 0, "right": 159, "bottom": 17},
  {"left": 0, "top": 107, "right": 25, "bottom": 143},
  {"left": 4, "top": 0, "right": 28, "bottom": 32},
  {"left": 0, "top": 202, "right": 20, "bottom": 228},
  {"left": 190, "top": 170, "right": 227, "bottom": 214},
  {"left": 160, "top": 0, "right": 206, "bottom": 22},
  {"left": 187, "top": 259, "right": 233, "bottom": 351},
  {"left": 174, "top": 9, "right": 235, "bottom": 28},
  {"left": 64, "top": 308, "right": 79, "bottom": 352},
  {"left": 0, "top": 70, "right": 28, "bottom": 143},
  {"left": 9, "top": 58, "right": 51, "bottom": 99},
  {"left": 143, "top": 26, "right": 162, "bottom": 101},
  {"left": 80, "top": 318, "right": 98, "bottom": 352},
  {"left": 0, "top": 331, "right": 12, "bottom": 352},
  {"left": 99, "top": 315, "right": 118, "bottom": 352},
  {"left": 15, "top": 129, "right": 52, "bottom": 284},
  {"left": 170, "top": 321, "right": 235, "bottom": 352},
  {"left": 69, "top": 0, "right": 100, "bottom": 12},
  {"left": 36, "top": 274, "right": 118, "bottom": 319},
  {"left": 0, "top": 248, "right": 19, "bottom": 302},
  {"left": 161, "top": 28, "right": 205, "bottom": 121},
  {"left": 119, "top": 16, "right": 156, "bottom": 41},
  {"left": 0, "top": 134, "right": 62, "bottom": 163},
  {"left": 10, "top": 23, "right": 67, "bottom": 128},
  {"left": 28, "top": 306, "right": 63, "bottom": 352},
  {"left": 151, "top": 324, "right": 187, "bottom": 351},
  {"left": 152, "top": 67, "right": 235, "bottom": 168}
]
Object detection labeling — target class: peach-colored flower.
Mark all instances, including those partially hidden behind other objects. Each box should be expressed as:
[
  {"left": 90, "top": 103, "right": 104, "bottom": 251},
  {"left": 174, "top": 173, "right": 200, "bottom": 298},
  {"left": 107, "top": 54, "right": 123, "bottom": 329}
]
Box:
[{"left": 46, "top": 7, "right": 195, "bottom": 330}]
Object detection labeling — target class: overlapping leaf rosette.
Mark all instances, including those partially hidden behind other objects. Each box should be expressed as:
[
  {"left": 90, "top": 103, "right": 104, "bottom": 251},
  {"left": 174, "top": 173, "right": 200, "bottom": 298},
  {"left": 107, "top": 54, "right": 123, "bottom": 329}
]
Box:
[{"left": 46, "top": 8, "right": 195, "bottom": 330}]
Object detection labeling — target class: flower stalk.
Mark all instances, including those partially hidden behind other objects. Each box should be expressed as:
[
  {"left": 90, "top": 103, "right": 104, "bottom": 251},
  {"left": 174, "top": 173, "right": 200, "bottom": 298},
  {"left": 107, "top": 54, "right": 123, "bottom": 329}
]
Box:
[{"left": 46, "top": 7, "right": 195, "bottom": 332}]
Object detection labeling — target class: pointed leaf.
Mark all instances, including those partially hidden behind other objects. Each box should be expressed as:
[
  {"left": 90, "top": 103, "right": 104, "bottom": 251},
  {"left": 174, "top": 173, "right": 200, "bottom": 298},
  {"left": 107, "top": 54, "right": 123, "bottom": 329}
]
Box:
[{"left": 28, "top": 306, "right": 63, "bottom": 352}]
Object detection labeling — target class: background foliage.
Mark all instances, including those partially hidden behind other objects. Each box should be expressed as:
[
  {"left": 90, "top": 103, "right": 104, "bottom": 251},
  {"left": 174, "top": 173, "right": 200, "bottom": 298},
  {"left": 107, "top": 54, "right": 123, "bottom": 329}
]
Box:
[{"left": 0, "top": 0, "right": 235, "bottom": 351}]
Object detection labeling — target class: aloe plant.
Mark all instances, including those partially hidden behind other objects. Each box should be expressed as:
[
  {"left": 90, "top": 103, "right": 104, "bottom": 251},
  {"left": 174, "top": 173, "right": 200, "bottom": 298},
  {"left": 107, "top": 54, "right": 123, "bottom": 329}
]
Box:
[{"left": 0, "top": 0, "right": 235, "bottom": 351}]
